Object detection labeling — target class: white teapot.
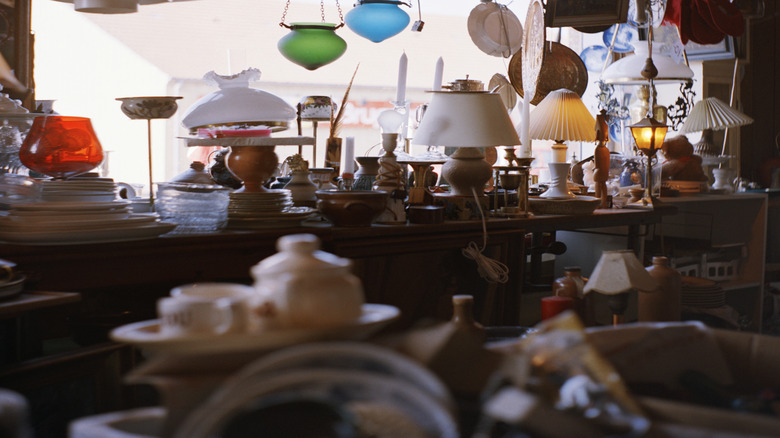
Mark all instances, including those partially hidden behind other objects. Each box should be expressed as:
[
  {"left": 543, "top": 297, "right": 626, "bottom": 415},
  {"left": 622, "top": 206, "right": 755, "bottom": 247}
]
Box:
[{"left": 251, "top": 233, "right": 364, "bottom": 328}]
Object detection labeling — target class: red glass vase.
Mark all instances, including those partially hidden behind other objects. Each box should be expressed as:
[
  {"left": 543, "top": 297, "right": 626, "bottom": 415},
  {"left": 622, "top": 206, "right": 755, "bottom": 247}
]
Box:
[{"left": 19, "top": 116, "right": 104, "bottom": 179}]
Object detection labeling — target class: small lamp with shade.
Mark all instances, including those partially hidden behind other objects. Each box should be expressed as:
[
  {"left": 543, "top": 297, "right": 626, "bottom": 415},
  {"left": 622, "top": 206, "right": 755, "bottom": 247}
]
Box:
[
  {"left": 413, "top": 91, "right": 520, "bottom": 200},
  {"left": 584, "top": 250, "right": 659, "bottom": 326},
  {"left": 528, "top": 88, "right": 596, "bottom": 199}
]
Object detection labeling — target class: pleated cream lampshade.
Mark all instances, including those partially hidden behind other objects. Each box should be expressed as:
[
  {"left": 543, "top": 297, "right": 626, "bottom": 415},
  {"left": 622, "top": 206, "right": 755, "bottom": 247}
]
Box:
[
  {"left": 529, "top": 89, "right": 597, "bottom": 142},
  {"left": 681, "top": 97, "right": 754, "bottom": 133},
  {"left": 681, "top": 97, "right": 754, "bottom": 157}
]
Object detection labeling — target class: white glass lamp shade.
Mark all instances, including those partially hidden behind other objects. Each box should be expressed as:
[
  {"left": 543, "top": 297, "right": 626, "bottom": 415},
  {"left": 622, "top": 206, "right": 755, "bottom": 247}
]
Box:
[
  {"left": 529, "top": 89, "right": 597, "bottom": 142},
  {"left": 584, "top": 250, "right": 659, "bottom": 296},
  {"left": 680, "top": 97, "right": 754, "bottom": 133},
  {"left": 413, "top": 91, "right": 521, "bottom": 147},
  {"left": 181, "top": 69, "right": 296, "bottom": 133},
  {"left": 345, "top": 0, "right": 411, "bottom": 43},
  {"left": 413, "top": 91, "right": 520, "bottom": 197},
  {"left": 601, "top": 44, "right": 694, "bottom": 85},
  {"left": 74, "top": 0, "right": 138, "bottom": 13}
]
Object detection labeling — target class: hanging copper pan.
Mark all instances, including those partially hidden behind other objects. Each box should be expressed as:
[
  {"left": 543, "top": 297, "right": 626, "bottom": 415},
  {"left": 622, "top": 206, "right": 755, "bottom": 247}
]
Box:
[{"left": 507, "top": 41, "right": 588, "bottom": 106}]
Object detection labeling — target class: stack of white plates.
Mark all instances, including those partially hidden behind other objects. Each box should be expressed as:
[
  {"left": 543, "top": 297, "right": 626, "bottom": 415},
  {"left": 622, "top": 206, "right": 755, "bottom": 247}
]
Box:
[
  {"left": 681, "top": 276, "right": 726, "bottom": 309},
  {"left": 227, "top": 189, "right": 315, "bottom": 229},
  {"left": 0, "top": 200, "right": 175, "bottom": 244},
  {"left": 173, "top": 342, "right": 457, "bottom": 438},
  {"left": 40, "top": 177, "right": 118, "bottom": 203}
]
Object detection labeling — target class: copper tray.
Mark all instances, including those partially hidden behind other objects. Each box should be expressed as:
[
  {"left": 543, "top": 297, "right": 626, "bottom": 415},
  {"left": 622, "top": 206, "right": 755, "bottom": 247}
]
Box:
[{"left": 508, "top": 41, "right": 588, "bottom": 105}]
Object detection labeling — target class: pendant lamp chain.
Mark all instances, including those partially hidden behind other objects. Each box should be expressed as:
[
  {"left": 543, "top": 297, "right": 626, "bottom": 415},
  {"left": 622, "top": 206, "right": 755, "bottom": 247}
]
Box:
[{"left": 280, "top": 0, "right": 344, "bottom": 29}]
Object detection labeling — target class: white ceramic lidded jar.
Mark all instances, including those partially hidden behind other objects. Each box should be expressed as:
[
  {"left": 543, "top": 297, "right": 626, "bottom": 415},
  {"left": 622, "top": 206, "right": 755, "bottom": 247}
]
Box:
[{"left": 251, "top": 234, "right": 364, "bottom": 328}]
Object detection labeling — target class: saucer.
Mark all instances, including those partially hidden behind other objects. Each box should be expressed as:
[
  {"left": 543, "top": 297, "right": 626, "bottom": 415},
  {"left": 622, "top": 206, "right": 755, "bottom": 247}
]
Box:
[
  {"left": 110, "top": 304, "right": 400, "bottom": 355},
  {"left": 467, "top": 1, "right": 523, "bottom": 57},
  {"left": 0, "top": 274, "right": 25, "bottom": 300}
]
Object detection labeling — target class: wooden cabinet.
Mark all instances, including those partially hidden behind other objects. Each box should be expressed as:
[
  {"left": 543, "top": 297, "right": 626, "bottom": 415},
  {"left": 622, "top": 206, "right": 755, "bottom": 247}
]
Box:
[{"left": 646, "top": 193, "right": 768, "bottom": 331}]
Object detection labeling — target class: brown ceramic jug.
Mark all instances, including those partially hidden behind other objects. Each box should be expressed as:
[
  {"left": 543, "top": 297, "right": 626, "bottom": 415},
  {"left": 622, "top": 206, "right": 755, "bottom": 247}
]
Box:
[
  {"left": 640, "top": 256, "right": 682, "bottom": 322},
  {"left": 553, "top": 266, "right": 595, "bottom": 325}
]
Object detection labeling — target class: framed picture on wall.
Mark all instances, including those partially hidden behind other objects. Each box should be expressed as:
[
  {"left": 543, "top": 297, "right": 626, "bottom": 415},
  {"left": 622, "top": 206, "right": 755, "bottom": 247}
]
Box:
[
  {"left": 685, "top": 37, "right": 736, "bottom": 61},
  {"left": 545, "top": 0, "right": 630, "bottom": 28}
]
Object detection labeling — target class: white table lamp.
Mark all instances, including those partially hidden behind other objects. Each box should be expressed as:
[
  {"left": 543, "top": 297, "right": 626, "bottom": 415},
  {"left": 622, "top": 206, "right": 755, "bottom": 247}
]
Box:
[{"left": 413, "top": 91, "right": 520, "bottom": 197}]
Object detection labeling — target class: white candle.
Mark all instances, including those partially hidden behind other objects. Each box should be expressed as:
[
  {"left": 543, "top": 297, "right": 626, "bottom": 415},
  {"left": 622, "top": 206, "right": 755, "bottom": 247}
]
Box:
[
  {"left": 432, "top": 57, "right": 443, "bottom": 91},
  {"left": 520, "top": 97, "right": 532, "bottom": 158},
  {"left": 396, "top": 52, "right": 408, "bottom": 104},
  {"left": 343, "top": 136, "right": 355, "bottom": 174}
]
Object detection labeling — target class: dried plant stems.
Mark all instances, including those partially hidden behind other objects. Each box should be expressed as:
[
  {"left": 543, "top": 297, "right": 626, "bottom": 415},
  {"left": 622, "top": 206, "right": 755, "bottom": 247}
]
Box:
[{"left": 329, "top": 63, "right": 359, "bottom": 140}]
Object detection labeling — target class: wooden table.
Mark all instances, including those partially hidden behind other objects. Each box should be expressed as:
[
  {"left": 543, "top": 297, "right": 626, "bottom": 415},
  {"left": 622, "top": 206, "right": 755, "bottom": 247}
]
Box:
[{"left": 0, "top": 206, "right": 671, "bottom": 330}]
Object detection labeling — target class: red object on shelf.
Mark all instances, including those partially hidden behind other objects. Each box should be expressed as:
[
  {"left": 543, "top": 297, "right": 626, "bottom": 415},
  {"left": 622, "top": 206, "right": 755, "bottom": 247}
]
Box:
[
  {"left": 541, "top": 295, "right": 575, "bottom": 321},
  {"left": 19, "top": 116, "right": 104, "bottom": 179}
]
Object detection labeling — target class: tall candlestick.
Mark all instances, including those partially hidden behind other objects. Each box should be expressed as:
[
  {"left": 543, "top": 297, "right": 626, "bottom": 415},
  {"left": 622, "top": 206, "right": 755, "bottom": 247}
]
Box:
[
  {"left": 432, "top": 57, "right": 443, "bottom": 91},
  {"left": 520, "top": 97, "right": 532, "bottom": 158},
  {"left": 396, "top": 52, "right": 408, "bottom": 104},
  {"left": 343, "top": 136, "right": 355, "bottom": 174}
]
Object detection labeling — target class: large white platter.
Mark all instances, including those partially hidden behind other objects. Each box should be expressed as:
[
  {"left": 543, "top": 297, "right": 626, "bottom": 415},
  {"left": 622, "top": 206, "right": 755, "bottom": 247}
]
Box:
[
  {"left": 12, "top": 200, "right": 131, "bottom": 212},
  {"left": 110, "top": 304, "right": 400, "bottom": 355},
  {"left": 0, "top": 222, "right": 175, "bottom": 245}
]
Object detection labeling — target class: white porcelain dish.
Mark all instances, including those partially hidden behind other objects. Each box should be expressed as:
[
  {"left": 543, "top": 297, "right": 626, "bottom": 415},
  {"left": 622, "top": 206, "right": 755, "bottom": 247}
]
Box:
[
  {"left": 174, "top": 369, "right": 457, "bottom": 438},
  {"left": 0, "top": 274, "right": 26, "bottom": 300},
  {"left": 110, "top": 304, "right": 400, "bottom": 355},
  {"left": 0, "top": 213, "right": 158, "bottom": 231},
  {"left": 0, "top": 222, "right": 175, "bottom": 245},
  {"left": 12, "top": 200, "right": 131, "bottom": 212},
  {"left": 467, "top": 1, "right": 523, "bottom": 58},
  {"left": 69, "top": 406, "right": 165, "bottom": 438}
]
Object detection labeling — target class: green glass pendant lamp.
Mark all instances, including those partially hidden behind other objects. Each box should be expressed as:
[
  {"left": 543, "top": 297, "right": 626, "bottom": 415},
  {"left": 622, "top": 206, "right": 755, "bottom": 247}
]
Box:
[{"left": 278, "top": 0, "right": 347, "bottom": 70}]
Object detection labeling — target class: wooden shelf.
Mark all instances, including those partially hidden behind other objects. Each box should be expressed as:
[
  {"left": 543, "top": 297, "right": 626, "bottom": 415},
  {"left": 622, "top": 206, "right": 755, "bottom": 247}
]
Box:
[{"left": 0, "top": 291, "right": 81, "bottom": 319}]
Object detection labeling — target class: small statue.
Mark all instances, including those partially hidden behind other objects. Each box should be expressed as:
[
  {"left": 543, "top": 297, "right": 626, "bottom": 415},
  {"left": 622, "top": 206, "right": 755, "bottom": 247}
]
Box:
[{"left": 594, "top": 110, "right": 611, "bottom": 208}]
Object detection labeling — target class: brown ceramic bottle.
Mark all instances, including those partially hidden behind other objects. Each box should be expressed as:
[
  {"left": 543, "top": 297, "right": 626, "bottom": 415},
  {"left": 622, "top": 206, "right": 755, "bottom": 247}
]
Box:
[
  {"left": 553, "top": 267, "right": 594, "bottom": 325},
  {"left": 640, "top": 256, "right": 682, "bottom": 322}
]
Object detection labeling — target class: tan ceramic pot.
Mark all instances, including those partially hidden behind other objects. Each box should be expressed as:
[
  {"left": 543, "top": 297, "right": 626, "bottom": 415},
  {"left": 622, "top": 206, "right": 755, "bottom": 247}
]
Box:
[{"left": 225, "top": 146, "right": 278, "bottom": 192}]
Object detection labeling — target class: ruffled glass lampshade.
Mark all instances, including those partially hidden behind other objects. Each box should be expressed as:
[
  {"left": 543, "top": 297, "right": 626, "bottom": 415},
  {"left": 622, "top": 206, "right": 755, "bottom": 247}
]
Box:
[
  {"left": 345, "top": 0, "right": 410, "bottom": 43},
  {"left": 19, "top": 116, "right": 104, "bottom": 179}
]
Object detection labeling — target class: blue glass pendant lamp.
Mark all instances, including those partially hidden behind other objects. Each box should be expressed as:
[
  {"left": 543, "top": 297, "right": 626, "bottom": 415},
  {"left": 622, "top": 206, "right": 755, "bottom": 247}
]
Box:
[
  {"left": 278, "top": 0, "right": 348, "bottom": 70},
  {"left": 345, "top": 0, "right": 411, "bottom": 43}
]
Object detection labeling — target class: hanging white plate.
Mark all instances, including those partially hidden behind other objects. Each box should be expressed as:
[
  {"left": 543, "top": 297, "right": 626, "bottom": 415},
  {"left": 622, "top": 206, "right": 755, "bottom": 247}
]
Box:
[{"left": 467, "top": 2, "right": 523, "bottom": 58}]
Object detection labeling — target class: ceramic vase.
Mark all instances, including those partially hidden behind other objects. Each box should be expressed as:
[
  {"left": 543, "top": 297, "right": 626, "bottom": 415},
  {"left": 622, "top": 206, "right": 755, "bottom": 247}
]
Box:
[
  {"left": 640, "top": 256, "right": 682, "bottom": 322},
  {"left": 712, "top": 168, "right": 734, "bottom": 193},
  {"left": 541, "top": 162, "right": 575, "bottom": 198},
  {"left": 284, "top": 169, "right": 318, "bottom": 207},
  {"left": 353, "top": 156, "right": 380, "bottom": 190}
]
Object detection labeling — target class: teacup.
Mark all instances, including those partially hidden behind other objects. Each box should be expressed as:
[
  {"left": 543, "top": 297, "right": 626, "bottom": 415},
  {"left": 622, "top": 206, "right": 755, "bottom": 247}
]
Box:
[
  {"left": 158, "top": 283, "right": 255, "bottom": 337},
  {"left": 0, "top": 259, "right": 16, "bottom": 285}
]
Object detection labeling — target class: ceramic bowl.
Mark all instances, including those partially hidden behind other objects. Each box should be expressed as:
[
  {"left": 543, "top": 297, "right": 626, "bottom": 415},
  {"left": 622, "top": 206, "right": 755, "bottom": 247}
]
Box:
[
  {"left": 315, "top": 190, "right": 389, "bottom": 227},
  {"left": 116, "top": 96, "right": 182, "bottom": 120}
]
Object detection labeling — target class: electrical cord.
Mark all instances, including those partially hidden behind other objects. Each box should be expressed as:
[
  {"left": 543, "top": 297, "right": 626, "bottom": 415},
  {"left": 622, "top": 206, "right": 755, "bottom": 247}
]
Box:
[{"left": 462, "top": 187, "right": 510, "bottom": 284}]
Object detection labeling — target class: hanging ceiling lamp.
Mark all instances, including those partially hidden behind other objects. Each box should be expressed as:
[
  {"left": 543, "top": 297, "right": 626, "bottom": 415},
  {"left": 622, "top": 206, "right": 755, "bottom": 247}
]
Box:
[
  {"left": 345, "top": 0, "right": 411, "bottom": 43},
  {"left": 278, "top": 0, "right": 347, "bottom": 70}
]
